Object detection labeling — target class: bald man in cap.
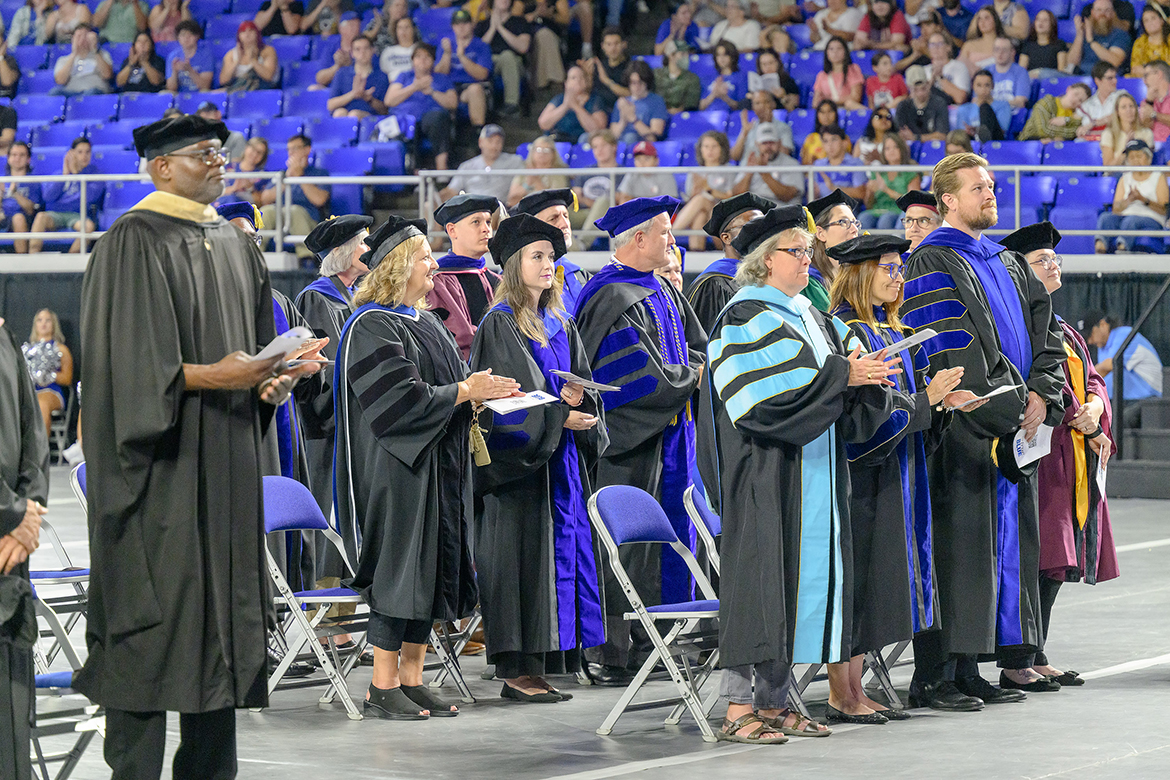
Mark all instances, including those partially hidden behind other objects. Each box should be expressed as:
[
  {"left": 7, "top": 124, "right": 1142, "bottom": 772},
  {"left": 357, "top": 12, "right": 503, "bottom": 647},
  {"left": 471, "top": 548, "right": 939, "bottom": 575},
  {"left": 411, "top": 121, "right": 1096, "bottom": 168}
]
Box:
[
  {"left": 686, "top": 192, "right": 772, "bottom": 333},
  {"left": 77, "top": 115, "right": 322, "bottom": 778},
  {"left": 574, "top": 196, "right": 707, "bottom": 684}
]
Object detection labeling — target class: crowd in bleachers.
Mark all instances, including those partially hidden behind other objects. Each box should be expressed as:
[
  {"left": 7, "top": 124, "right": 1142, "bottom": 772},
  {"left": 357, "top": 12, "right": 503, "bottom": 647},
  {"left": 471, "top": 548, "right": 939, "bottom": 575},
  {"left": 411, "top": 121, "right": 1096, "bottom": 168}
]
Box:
[{"left": 0, "top": 0, "right": 1166, "bottom": 254}]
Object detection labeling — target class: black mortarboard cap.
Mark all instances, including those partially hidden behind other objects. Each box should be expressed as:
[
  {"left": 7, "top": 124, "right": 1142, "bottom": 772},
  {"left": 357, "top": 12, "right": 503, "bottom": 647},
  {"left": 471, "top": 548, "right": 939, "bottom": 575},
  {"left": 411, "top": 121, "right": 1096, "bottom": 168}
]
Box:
[
  {"left": 807, "top": 188, "right": 861, "bottom": 222},
  {"left": 730, "top": 205, "right": 815, "bottom": 257},
  {"left": 435, "top": 193, "right": 500, "bottom": 227},
  {"left": 1001, "top": 221, "right": 1061, "bottom": 255},
  {"left": 133, "top": 114, "right": 230, "bottom": 160},
  {"left": 827, "top": 234, "right": 911, "bottom": 266},
  {"left": 896, "top": 190, "right": 938, "bottom": 213},
  {"left": 362, "top": 215, "right": 428, "bottom": 271},
  {"left": 304, "top": 214, "right": 373, "bottom": 259},
  {"left": 488, "top": 214, "right": 567, "bottom": 268},
  {"left": 513, "top": 188, "right": 578, "bottom": 218},
  {"left": 703, "top": 192, "right": 773, "bottom": 238}
]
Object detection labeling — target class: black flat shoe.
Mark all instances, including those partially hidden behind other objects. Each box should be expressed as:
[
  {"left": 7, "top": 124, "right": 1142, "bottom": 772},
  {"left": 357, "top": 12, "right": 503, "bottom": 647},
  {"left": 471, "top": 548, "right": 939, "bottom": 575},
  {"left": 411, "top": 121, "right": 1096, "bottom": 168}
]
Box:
[
  {"left": 873, "top": 707, "right": 912, "bottom": 720},
  {"left": 999, "top": 671, "right": 1061, "bottom": 693},
  {"left": 956, "top": 675, "right": 1026, "bottom": 704},
  {"left": 824, "top": 703, "right": 887, "bottom": 724},
  {"left": 908, "top": 680, "right": 985, "bottom": 712},
  {"left": 1053, "top": 671, "right": 1085, "bottom": 687},
  {"left": 500, "top": 682, "right": 560, "bottom": 703}
]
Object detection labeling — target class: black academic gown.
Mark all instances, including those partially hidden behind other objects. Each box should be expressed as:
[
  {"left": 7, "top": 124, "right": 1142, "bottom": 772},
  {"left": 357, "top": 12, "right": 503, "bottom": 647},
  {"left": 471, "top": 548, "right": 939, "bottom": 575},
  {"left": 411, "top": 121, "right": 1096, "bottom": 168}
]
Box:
[
  {"left": 75, "top": 194, "right": 275, "bottom": 713},
  {"left": 1, "top": 322, "right": 49, "bottom": 780},
  {"left": 333, "top": 304, "right": 478, "bottom": 624},
  {"left": 469, "top": 306, "right": 609, "bottom": 675},
  {"left": 901, "top": 238, "right": 1065, "bottom": 657},
  {"left": 685, "top": 260, "right": 739, "bottom": 335}
]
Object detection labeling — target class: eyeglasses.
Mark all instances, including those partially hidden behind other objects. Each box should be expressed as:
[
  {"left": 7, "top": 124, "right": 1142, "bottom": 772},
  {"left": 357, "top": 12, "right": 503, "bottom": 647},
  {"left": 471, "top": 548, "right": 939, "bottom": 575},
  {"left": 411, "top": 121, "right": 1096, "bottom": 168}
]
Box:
[
  {"left": 826, "top": 218, "right": 862, "bottom": 231},
  {"left": 901, "top": 216, "right": 938, "bottom": 228},
  {"left": 776, "top": 246, "right": 812, "bottom": 260},
  {"left": 1029, "top": 254, "right": 1063, "bottom": 270},
  {"left": 877, "top": 262, "right": 904, "bottom": 279},
  {"left": 166, "top": 147, "right": 227, "bottom": 165}
]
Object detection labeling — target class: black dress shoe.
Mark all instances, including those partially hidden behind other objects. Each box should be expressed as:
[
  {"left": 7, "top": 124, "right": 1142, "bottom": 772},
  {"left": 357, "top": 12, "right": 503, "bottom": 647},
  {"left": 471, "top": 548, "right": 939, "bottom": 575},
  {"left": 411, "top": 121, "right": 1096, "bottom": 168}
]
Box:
[
  {"left": 999, "top": 671, "right": 1061, "bottom": 692},
  {"left": 956, "top": 675, "right": 1027, "bottom": 704},
  {"left": 824, "top": 703, "right": 888, "bottom": 724},
  {"left": 908, "top": 680, "right": 985, "bottom": 712},
  {"left": 267, "top": 649, "right": 315, "bottom": 679},
  {"left": 584, "top": 662, "right": 633, "bottom": 686}
]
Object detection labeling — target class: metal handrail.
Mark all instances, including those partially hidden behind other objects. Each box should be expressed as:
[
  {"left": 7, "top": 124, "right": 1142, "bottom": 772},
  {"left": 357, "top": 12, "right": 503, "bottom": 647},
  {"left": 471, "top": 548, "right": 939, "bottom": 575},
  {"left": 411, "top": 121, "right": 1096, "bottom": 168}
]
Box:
[{"left": 1111, "top": 275, "right": 1170, "bottom": 460}]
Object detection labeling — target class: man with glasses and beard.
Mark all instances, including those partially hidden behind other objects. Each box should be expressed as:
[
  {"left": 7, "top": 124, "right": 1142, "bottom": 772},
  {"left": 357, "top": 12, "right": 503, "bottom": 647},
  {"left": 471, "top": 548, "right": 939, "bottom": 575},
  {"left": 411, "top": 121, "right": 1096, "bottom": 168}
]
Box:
[{"left": 898, "top": 153, "right": 1066, "bottom": 712}]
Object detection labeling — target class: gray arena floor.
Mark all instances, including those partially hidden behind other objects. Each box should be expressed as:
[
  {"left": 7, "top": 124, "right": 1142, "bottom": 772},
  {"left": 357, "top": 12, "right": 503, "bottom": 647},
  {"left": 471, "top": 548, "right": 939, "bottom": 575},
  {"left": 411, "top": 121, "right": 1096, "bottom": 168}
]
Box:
[{"left": 30, "top": 465, "right": 1170, "bottom": 779}]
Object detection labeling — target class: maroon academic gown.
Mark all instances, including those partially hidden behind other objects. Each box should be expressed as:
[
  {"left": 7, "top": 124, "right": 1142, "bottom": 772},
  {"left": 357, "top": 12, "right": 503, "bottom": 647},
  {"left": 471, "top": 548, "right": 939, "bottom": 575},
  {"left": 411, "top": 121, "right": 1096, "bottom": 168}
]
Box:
[
  {"left": 426, "top": 254, "right": 500, "bottom": 360},
  {"left": 1036, "top": 320, "right": 1119, "bottom": 584}
]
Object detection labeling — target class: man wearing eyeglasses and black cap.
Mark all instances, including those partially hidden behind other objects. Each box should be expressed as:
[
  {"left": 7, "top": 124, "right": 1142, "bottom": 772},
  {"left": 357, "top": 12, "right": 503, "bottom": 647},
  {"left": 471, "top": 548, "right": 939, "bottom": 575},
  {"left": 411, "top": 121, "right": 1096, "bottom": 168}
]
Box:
[
  {"left": 76, "top": 114, "right": 324, "bottom": 779},
  {"left": 686, "top": 192, "right": 772, "bottom": 333},
  {"left": 896, "top": 190, "right": 942, "bottom": 252}
]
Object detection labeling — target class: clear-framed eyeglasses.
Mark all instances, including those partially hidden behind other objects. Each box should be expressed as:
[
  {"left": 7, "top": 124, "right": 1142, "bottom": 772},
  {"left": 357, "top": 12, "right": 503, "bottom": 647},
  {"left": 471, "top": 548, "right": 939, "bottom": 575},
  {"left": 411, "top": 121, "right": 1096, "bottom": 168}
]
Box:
[
  {"left": 1029, "top": 254, "right": 1063, "bottom": 270},
  {"left": 826, "top": 217, "right": 862, "bottom": 231},
  {"left": 776, "top": 246, "right": 812, "bottom": 260},
  {"left": 901, "top": 216, "right": 937, "bottom": 229},
  {"left": 877, "top": 263, "right": 904, "bottom": 279},
  {"left": 166, "top": 147, "right": 227, "bottom": 165}
]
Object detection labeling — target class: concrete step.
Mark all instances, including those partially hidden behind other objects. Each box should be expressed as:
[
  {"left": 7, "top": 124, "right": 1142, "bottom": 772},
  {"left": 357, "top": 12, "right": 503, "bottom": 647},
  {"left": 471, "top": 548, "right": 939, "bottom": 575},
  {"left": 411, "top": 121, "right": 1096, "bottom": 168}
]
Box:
[
  {"left": 1105, "top": 459, "right": 1170, "bottom": 499},
  {"left": 1124, "top": 430, "right": 1170, "bottom": 461},
  {"left": 1138, "top": 398, "right": 1170, "bottom": 430}
]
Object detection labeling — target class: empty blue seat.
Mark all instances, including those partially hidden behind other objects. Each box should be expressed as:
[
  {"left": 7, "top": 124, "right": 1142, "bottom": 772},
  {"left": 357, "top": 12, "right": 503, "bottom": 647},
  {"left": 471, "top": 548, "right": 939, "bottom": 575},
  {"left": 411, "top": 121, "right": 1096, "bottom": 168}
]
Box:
[
  {"left": 1117, "top": 77, "right": 1146, "bottom": 102},
  {"left": 16, "top": 69, "right": 57, "bottom": 95},
  {"left": 852, "top": 49, "right": 874, "bottom": 76},
  {"left": 1043, "top": 140, "right": 1103, "bottom": 169},
  {"left": 652, "top": 140, "right": 682, "bottom": 165},
  {"left": 10, "top": 45, "right": 48, "bottom": 71},
  {"left": 787, "top": 108, "right": 816, "bottom": 142},
  {"left": 105, "top": 181, "right": 155, "bottom": 210},
  {"left": 269, "top": 36, "right": 311, "bottom": 62},
  {"left": 1054, "top": 174, "right": 1117, "bottom": 208},
  {"left": 668, "top": 110, "right": 727, "bottom": 141},
  {"left": 105, "top": 42, "right": 131, "bottom": 66},
  {"left": 32, "top": 121, "right": 90, "bottom": 148},
  {"left": 371, "top": 141, "right": 408, "bottom": 192},
  {"left": 224, "top": 117, "right": 252, "bottom": 138},
  {"left": 688, "top": 54, "right": 717, "bottom": 84},
  {"left": 980, "top": 140, "right": 1043, "bottom": 169},
  {"left": 415, "top": 7, "right": 459, "bottom": 44},
  {"left": 205, "top": 13, "right": 253, "bottom": 39},
  {"left": 1020, "top": 174, "right": 1058, "bottom": 206},
  {"left": 177, "top": 92, "right": 227, "bottom": 116},
  {"left": 918, "top": 140, "right": 948, "bottom": 166},
  {"left": 1027, "top": 0, "right": 1070, "bottom": 18},
  {"left": 636, "top": 55, "right": 663, "bottom": 69},
  {"left": 317, "top": 145, "right": 373, "bottom": 175},
  {"left": 118, "top": 92, "right": 174, "bottom": 120},
  {"left": 310, "top": 36, "right": 341, "bottom": 62},
  {"left": 1057, "top": 18, "right": 1076, "bottom": 41},
  {"left": 569, "top": 142, "right": 595, "bottom": 168},
  {"left": 12, "top": 94, "right": 65, "bottom": 123},
  {"left": 229, "top": 89, "right": 282, "bottom": 120},
  {"left": 65, "top": 93, "right": 119, "bottom": 122},
  {"left": 284, "top": 60, "right": 327, "bottom": 89},
  {"left": 31, "top": 148, "right": 66, "bottom": 173},
  {"left": 229, "top": 0, "right": 263, "bottom": 12},
  {"left": 307, "top": 116, "right": 359, "bottom": 147},
  {"left": 209, "top": 38, "right": 236, "bottom": 66},
  {"left": 189, "top": 0, "right": 231, "bottom": 20},
  {"left": 90, "top": 147, "right": 140, "bottom": 173},
  {"left": 785, "top": 24, "right": 813, "bottom": 50},
  {"left": 329, "top": 185, "right": 363, "bottom": 216},
  {"left": 788, "top": 50, "right": 821, "bottom": 89},
  {"left": 254, "top": 116, "right": 304, "bottom": 143},
  {"left": 285, "top": 88, "right": 331, "bottom": 119},
  {"left": 841, "top": 109, "right": 869, "bottom": 141},
  {"left": 87, "top": 120, "right": 139, "bottom": 148}
]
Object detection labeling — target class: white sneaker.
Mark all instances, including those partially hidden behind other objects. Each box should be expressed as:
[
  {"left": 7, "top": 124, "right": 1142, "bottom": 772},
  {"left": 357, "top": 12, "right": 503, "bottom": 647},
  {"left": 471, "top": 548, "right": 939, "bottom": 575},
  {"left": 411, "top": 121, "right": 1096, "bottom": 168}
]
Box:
[{"left": 63, "top": 442, "right": 84, "bottom": 466}]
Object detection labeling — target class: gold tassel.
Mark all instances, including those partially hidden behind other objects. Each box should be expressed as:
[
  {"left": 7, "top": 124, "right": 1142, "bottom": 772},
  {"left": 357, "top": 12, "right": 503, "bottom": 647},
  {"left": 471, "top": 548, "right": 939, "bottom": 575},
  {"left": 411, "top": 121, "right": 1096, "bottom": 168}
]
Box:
[{"left": 470, "top": 407, "right": 491, "bottom": 466}]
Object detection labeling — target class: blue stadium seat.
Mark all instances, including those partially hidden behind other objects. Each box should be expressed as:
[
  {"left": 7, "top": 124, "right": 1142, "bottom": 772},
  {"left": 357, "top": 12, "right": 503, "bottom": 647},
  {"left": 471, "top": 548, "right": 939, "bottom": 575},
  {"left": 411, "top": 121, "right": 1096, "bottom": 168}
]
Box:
[
  {"left": 317, "top": 146, "right": 374, "bottom": 175},
  {"left": 668, "top": 110, "right": 728, "bottom": 141},
  {"left": 90, "top": 147, "right": 140, "bottom": 173},
  {"left": 254, "top": 117, "right": 304, "bottom": 143},
  {"left": 284, "top": 60, "right": 327, "bottom": 89},
  {"left": 307, "top": 116, "right": 359, "bottom": 147},
  {"left": 118, "top": 92, "right": 175, "bottom": 120},
  {"left": 1057, "top": 18, "right": 1076, "bottom": 40},
  {"left": 1046, "top": 208, "right": 1098, "bottom": 253},
  {"left": 652, "top": 141, "right": 682, "bottom": 165},
  {"left": 229, "top": 0, "right": 263, "bottom": 12},
  {"left": 1008, "top": 107, "right": 1028, "bottom": 139},
  {"left": 266, "top": 145, "right": 290, "bottom": 172},
  {"left": 1035, "top": 75, "right": 1091, "bottom": 102},
  {"left": 785, "top": 24, "right": 813, "bottom": 50},
  {"left": 636, "top": 55, "right": 663, "bottom": 69},
  {"left": 979, "top": 140, "right": 1043, "bottom": 169},
  {"left": 310, "top": 36, "right": 341, "bottom": 62},
  {"left": 688, "top": 54, "right": 717, "bottom": 84},
  {"left": 12, "top": 94, "right": 65, "bottom": 123},
  {"left": 788, "top": 50, "right": 820, "bottom": 89},
  {"left": 787, "top": 108, "right": 816, "bottom": 142},
  {"left": 616, "top": 142, "right": 632, "bottom": 166},
  {"left": 1025, "top": 0, "right": 1071, "bottom": 18},
  {"left": 1117, "top": 77, "right": 1146, "bottom": 102},
  {"left": 208, "top": 38, "right": 236, "bottom": 67},
  {"left": 31, "top": 148, "right": 66, "bottom": 174},
  {"left": 917, "top": 140, "right": 948, "bottom": 166},
  {"left": 269, "top": 36, "right": 311, "bottom": 62},
  {"left": 64, "top": 93, "right": 119, "bottom": 123},
  {"left": 10, "top": 45, "right": 48, "bottom": 71},
  {"left": 205, "top": 13, "right": 253, "bottom": 39},
  {"left": 852, "top": 49, "right": 874, "bottom": 76},
  {"left": 177, "top": 92, "right": 228, "bottom": 116},
  {"left": 32, "top": 121, "right": 90, "bottom": 148},
  {"left": 224, "top": 117, "right": 252, "bottom": 138},
  {"left": 105, "top": 180, "right": 155, "bottom": 211},
  {"left": 1054, "top": 175, "right": 1117, "bottom": 209},
  {"left": 11, "top": 125, "right": 32, "bottom": 144},
  {"left": 1, "top": 0, "right": 25, "bottom": 27},
  {"left": 1043, "top": 140, "right": 1103, "bottom": 169},
  {"left": 16, "top": 69, "right": 57, "bottom": 94},
  {"left": 228, "top": 89, "right": 283, "bottom": 120},
  {"left": 371, "top": 141, "right": 408, "bottom": 192},
  {"left": 356, "top": 115, "right": 381, "bottom": 144},
  {"left": 329, "top": 185, "right": 364, "bottom": 215},
  {"left": 841, "top": 109, "right": 869, "bottom": 141},
  {"left": 285, "top": 88, "right": 331, "bottom": 119},
  {"left": 1020, "top": 174, "right": 1058, "bottom": 206},
  {"left": 188, "top": 0, "right": 230, "bottom": 20},
  {"left": 415, "top": 7, "right": 458, "bottom": 44},
  {"left": 105, "top": 42, "right": 131, "bottom": 66},
  {"left": 569, "top": 142, "right": 595, "bottom": 168},
  {"left": 87, "top": 120, "right": 139, "bottom": 148}
]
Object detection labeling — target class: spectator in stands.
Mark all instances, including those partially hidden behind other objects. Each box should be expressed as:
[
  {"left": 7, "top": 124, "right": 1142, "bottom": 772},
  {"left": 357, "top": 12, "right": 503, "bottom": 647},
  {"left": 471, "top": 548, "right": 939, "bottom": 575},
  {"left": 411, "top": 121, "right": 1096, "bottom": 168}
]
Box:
[
  {"left": 7, "top": 0, "right": 56, "bottom": 46},
  {"left": 475, "top": 0, "right": 533, "bottom": 117},
  {"left": 905, "top": 0, "right": 942, "bottom": 25},
  {"left": 751, "top": 0, "right": 803, "bottom": 26},
  {"left": 987, "top": 36, "right": 1029, "bottom": 109},
  {"left": 610, "top": 60, "right": 669, "bottom": 144},
  {"left": 1096, "top": 139, "right": 1168, "bottom": 253},
  {"left": 93, "top": 0, "right": 147, "bottom": 44},
  {"left": 116, "top": 30, "right": 165, "bottom": 92},
  {"left": 813, "top": 36, "right": 865, "bottom": 110},
  {"left": 1076, "top": 62, "right": 1121, "bottom": 140},
  {"left": 854, "top": 0, "right": 911, "bottom": 54},
  {"left": 750, "top": 48, "right": 800, "bottom": 111},
  {"left": 440, "top": 124, "right": 524, "bottom": 203},
  {"left": 1069, "top": 0, "right": 1132, "bottom": 75},
  {"left": 813, "top": 125, "right": 866, "bottom": 200},
  {"left": 700, "top": 40, "right": 749, "bottom": 111},
  {"left": 758, "top": 24, "right": 792, "bottom": 60},
  {"left": 313, "top": 10, "right": 361, "bottom": 87},
  {"left": 1077, "top": 0, "right": 1137, "bottom": 33},
  {"left": 801, "top": 98, "right": 845, "bottom": 163},
  {"left": 855, "top": 105, "right": 895, "bottom": 163},
  {"left": 732, "top": 90, "right": 795, "bottom": 160},
  {"left": 0, "top": 99, "right": 12, "bottom": 155},
  {"left": 521, "top": 1, "right": 568, "bottom": 90},
  {"left": 1018, "top": 81, "right": 1090, "bottom": 142},
  {"left": 255, "top": 0, "right": 303, "bottom": 37},
  {"left": 938, "top": 0, "right": 974, "bottom": 46},
  {"left": 1131, "top": 5, "right": 1170, "bottom": 78},
  {"left": 257, "top": 134, "right": 330, "bottom": 262},
  {"left": 540, "top": 63, "right": 608, "bottom": 141},
  {"left": 366, "top": 0, "right": 408, "bottom": 51},
  {"left": 385, "top": 42, "right": 456, "bottom": 171},
  {"left": 654, "top": 40, "right": 702, "bottom": 114},
  {"left": 956, "top": 69, "right": 1009, "bottom": 140},
  {"left": 945, "top": 127, "right": 973, "bottom": 153},
  {"left": 0, "top": 40, "right": 20, "bottom": 99},
  {"left": 300, "top": 0, "right": 355, "bottom": 36},
  {"left": 1082, "top": 309, "right": 1164, "bottom": 426},
  {"left": 860, "top": 134, "right": 919, "bottom": 229},
  {"left": 193, "top": 102, "right": 244, "bottom": 162},
  {"left": 47, "top": 0, "right": 92, "bottom": 43},
  {"left": 28, "top": 137, "right": 102, "bottom": 254},
  {"left": 571, "top": 128, "right": 619, "bottom": 238},
  {"left": 866, "top": 51, "right": 908, "bottom": 109},
  {"left": 507, "top": 136, "right": 570, "bottom": 206},
  {"left": 165, "top": 19, "right": 212, "bottom": 92},
  {"left": 3, "top": 142, "right": 41, "bottom": 254},
  {"left": 148, "top": 0, "right": 189, "bottom": 43},
  {"left": 584, "top": 26, "right": 630, "bottom": 115},
  {"left": 325, "top": 35, "right": 388, "bottom": 118},
  {"left": 675, "top": 130, "right": 735, "bottom": 249},
  {"left": 707, "top": 0, "right": 761, "bottom": 52},
  {"left": 899, "top": 10, "right": 948, "bottom": 73},
  {"left": 972, "top": 0, "right": 1028, "bottom": 42},
  {"left": 959, "top": 5, "right": 1003, "bottom": 73},
  {"left": 615, "top": 140, "right": 679, "bottom": 203},
  {"left": 691, "top": 0, "right": 727, "bottom": 29},
  {"left": 655, "top": 1, "right": 701, "bottom": 56},
  {"left": 434, "top": 10, "right": 490, "bottom": 129},
  {"left": 1141, "top": 59, "right": 1170, "bottom": 141},
  {"left": 808, "top": 0, "right": 864, "bottom": 51},
  {"left": 896, "top": 65, "right": 950, "bottom": 141},
  {"left": 52, "top": 26, "right": 113, "bottom": 95},
  {"left": 379, "top": 15, "right": 417, "bottom": 83},
  {"left": 734, "top": 121, "right": 803, "bottom": 205},
  {"left": 221, "top": 136, "right": 271, "bottom": 203},
  {"left": 925, "top": 31, "right": 971, "bottom": 104},
  {"left": 1101, "top": 91, "right": 1152, "bottom": 163},
  {"left": 1019, "top": 9, "right": 1068, "bottom": 79},
  {"left": 219, "top": 21, "right": 279, "bottom": 92}
]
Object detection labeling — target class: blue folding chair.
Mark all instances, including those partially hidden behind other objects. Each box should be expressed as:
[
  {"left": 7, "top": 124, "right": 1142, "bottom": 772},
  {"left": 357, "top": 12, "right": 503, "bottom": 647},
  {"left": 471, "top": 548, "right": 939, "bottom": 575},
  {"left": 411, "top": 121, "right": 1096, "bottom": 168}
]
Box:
[
  {"left": 117, "top": 92, "right": 174, "bottom": 121},
  {"left": 683, "top": 484, "right": 721, "bottom": 575},
  {"left": 32, "top": 670, "right": 104, "bottom": 780},
  {"left": 587, "top": 485, "right": 721, "bottom": 742}
]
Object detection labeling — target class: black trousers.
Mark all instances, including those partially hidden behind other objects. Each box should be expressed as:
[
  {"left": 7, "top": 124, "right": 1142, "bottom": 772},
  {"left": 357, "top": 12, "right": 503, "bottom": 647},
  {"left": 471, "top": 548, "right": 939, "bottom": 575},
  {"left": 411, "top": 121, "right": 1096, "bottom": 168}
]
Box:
[
  {"left": 1, "top": 640, "right": 33, "bottom": 780},
  {"left": 104, "top": 707, "right": 236, "bottom": 780},
  {"left": 977, "top": 103, "right": 1005, "bottom": 141},
  {"left": 367, "top": 612, "right": 431, "bottom": 652},
  {"left": 417, "top": 109, "right": 453, "bottom": 158},
  {"left": 1033, "top": 577, "right": 1063, "bottom": 667}
]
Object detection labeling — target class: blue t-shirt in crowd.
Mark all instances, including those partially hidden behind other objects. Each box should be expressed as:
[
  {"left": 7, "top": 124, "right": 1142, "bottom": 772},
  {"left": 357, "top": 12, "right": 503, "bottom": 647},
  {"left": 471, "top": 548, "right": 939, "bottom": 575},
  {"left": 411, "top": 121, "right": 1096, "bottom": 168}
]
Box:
[
  {"left": 390, "top": 71, "right": 454, "bottom": 118},
  {"left": 703, "top": 70, "right": 748, "bottom": 112},
  {"left": 330, "top": 66, "right": 390, "bottom": 114},
  {"left": 2, "top": 180, "right": 41, "bottom": 223},
  {"left": 548, "top": 91, "right": 607, "bottom": 141},
  {"left": 939, "top": 8, "right": 974, "bottom": 43},
  {"left": 655, "top": 20, "right": 700, "bottom": 49},
  {"left": 166, "top": 45, "right": 214, "bottom": 92},
  {"left": 437, "top": 35, "right": 493, "bottom": 84},
  {"left": 1102, "top": 325, "right": 1164, "bottom": 401},
  {"left": 610, "top": 92, "right": 671, "bottom": 143},
  {"left": 813, "top": 154, "right": 866, "bottom": 198},
  {"left": 955, "top": 100, "right": 1012, "bottom": 135},
  {"left": 43, "top": 164, "right": 103, "bottom": 215},
  {"left": 291, "top": 164, "right": 331, "bottom": 222},
  {"left": 1076, "top": 29, "right": 1132, "bottom": 75},
  {"left": 990, "top": 63, "right": 1030, "bottom": 104}
]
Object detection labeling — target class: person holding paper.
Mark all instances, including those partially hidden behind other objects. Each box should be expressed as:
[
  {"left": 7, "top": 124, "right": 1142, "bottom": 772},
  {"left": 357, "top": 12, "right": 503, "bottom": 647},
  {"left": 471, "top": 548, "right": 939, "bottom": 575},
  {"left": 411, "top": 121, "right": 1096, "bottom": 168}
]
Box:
[
  {"left": 334, "top": 215, "right": 521, "bottom": 720},
  {"left": 76, "top": 115, "right": 320, "bottom": 777},
  {"left": 573, "top": 195, "right": 707, "bottom": 686},
  {"left": 431, "top": 193, "right": 504, "bottom": 359},
  {"left": 1001, "top": 222, "right": 1119, "bottom": 690},
  {"left": 899, "top": 153, "right": 1067, "bottom": 712},
  {"left": 469, "top": 214, "right": 607, "bottom": 703},
  {"left": 686, "top": 192, "right": 772, "bottom": 333},
  {"left": 698, "top": 206, "right": 901, "bottom": 743},
  {"left": 511, "top": 188, "right": 593, "bottom": 311}
]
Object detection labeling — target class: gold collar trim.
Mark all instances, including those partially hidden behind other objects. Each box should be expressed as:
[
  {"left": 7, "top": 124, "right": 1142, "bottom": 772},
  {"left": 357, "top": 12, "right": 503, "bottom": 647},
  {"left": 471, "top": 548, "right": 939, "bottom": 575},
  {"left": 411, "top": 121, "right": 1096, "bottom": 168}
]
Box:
[{"left": 129, "top": 190, "right": 219, "bottom": 224}]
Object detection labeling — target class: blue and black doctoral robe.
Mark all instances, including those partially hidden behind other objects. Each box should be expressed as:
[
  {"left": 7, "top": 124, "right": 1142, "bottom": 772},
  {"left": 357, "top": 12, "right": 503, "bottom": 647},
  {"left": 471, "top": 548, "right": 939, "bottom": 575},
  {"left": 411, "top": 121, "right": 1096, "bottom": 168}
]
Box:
[
  {"left": 574, "top": 262, "right": 707, "bottom": 611},
  {"left": 469, "top": 304, "right": 608, "bottom": 673},
  {"left": 833, "top": 303, "right": 947, "bottom": 655},
  {"left": 699, "top": 284, "right": 894, "bottom": 668},
  {"left": 901, "top": 227, "right": 1065, "bottom": 656},
  {"left": 686, "top": 257, "right": 739, "bottom": 335}
]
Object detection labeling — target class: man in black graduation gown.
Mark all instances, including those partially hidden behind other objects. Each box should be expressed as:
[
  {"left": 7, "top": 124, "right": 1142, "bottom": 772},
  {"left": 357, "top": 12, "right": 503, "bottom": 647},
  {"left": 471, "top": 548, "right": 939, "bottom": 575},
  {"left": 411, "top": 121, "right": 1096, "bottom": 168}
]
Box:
[
  {"left": 897, "top": 190, "right": 943, "bottom": 253},
  {"left": 574, "top": 195, "right": 707, "bottom": 685},
  {"left": 900, "top": 153, "right": 1066, "bottom": 711},
  {"left": 1, "top": 316, "right": 49, "bottom": 780},
  {"left": 685, "top": 193, "right": 771, "bottom": 333},
  {"left": 76, "top": 115, "right": 319, "bottom": 779},
  {"left": 511, "top": 188, "right": 592, "bottom": 312}
]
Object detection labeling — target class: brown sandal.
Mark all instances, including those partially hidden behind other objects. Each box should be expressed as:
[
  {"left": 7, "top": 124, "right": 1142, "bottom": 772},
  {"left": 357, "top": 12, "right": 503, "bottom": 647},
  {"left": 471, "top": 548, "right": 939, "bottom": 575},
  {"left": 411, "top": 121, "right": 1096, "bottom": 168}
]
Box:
[
  {"left": 716, "top": 713, "right": 789, "bottom": 744},
  {"left": 760, "top": 709, "right": 832, "bottom": 737}
]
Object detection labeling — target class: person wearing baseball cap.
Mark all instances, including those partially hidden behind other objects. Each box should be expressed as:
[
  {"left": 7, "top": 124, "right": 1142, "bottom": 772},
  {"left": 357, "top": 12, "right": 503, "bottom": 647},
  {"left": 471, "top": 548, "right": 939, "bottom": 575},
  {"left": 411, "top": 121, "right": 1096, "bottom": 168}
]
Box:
[
  {"left": 894, "top": 64, "right": 949, "bottom": 142},
  {"left": 195, "top": 100, "right": 247, "bottom": 161},
  {"left": 654, "top": 39, "right": 701, "bottom": 114},
  {"left": 438, "top": 124, "right": 525, "bottom": 204},
  {"left": 616, "top": 140, "right": 680, "bottom": 203},
  {"left": 730, "top": 121, "right": 803, "bottom": 209},
  {"left": 1094, "top": 137, "right": 1168, "bottom": 254}
]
